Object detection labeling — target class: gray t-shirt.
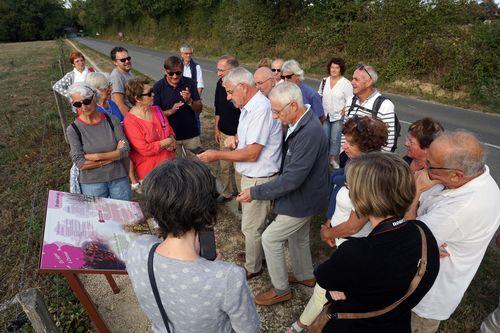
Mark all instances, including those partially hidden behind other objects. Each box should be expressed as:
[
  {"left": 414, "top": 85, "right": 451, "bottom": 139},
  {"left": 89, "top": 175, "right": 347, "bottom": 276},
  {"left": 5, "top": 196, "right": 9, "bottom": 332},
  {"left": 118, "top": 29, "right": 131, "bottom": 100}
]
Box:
[
  {"left": 109, "top": 68, "right": 134, "bottom": 107},
  {"left": 125, "top": 235, "right": 260, "bottom": 333},
  {"left": 67, "top": 114, "right": 129, "bottom": 184}
]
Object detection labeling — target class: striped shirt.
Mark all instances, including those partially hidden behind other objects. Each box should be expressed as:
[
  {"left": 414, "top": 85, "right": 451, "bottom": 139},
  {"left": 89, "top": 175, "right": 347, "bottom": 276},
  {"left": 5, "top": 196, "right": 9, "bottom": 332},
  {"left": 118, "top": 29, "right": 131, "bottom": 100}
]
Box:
[{"left": 343, "top": 91, "right": 396, "bottom": 152}]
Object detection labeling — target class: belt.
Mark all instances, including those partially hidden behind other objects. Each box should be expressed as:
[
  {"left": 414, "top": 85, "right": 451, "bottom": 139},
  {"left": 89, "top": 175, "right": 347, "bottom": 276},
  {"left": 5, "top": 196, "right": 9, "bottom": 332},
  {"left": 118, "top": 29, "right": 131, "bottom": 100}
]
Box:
[{"left": 244, "top": 172, "right": 278, "bottom": 179}]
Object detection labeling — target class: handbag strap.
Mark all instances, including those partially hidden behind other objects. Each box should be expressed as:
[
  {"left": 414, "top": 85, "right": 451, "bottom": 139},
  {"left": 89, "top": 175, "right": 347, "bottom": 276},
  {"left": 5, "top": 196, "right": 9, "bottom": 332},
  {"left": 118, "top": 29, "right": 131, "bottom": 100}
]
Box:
[
  {"left": 148, "top": 243, "right": 172, "bottom": 333},
  {"left": 153, "top": 105, "right": 169, "bottom": 138},
  {"left": 336, "top": 225, "right": 428, "bottom": 320}
]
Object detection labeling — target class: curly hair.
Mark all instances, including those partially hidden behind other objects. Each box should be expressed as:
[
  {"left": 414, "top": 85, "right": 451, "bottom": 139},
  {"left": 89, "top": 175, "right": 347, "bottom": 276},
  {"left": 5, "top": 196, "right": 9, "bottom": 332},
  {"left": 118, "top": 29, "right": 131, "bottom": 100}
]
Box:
[
  {"left": 141, "top": 159, "right": 218, "bottom": 238},
  {"left": 69, "top": 51, "right": 85, "bottom": 64},
  {"left": 408, "top": 118, "right": 444, "bottom": 149},
  {"left": 343, "top": 116, "right": 388, "bottom": 152},
  {"left": 125, "top": 78, "right": 150, "bottom": 106},
  {"left": 326, "top": 57, "right": 346, "bottom": 75}
]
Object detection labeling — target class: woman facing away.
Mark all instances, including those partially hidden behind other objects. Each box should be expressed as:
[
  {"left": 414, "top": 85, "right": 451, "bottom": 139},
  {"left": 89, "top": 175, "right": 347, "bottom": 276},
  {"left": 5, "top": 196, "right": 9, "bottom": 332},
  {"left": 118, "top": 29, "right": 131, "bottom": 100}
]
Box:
[{"left": 125, "top": 159, "right": 259, "bottom": 333}]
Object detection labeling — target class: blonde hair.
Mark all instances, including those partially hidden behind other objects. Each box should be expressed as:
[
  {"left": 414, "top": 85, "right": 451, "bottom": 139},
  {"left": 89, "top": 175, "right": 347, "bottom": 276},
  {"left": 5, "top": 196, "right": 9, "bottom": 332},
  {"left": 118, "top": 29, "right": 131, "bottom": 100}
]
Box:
[{"left": 346, "top": 152, "right": 415, "bottom": 218}]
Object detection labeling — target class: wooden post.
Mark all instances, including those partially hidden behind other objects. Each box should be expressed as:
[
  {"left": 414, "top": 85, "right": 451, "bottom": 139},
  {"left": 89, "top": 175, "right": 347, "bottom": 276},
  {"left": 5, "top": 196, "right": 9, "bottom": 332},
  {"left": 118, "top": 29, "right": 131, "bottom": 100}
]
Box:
[
  {"left": 104, "top": 273, "right": 120, "bottom": 294},
  {"left": 51, "top": 81, "right": 68, "bottom": 143},
  {"left": 16, "top": 288, "right": 59, "bottom": 333},
  {"left": 58, "top": 58, "right": 65, "bottom": 77}
]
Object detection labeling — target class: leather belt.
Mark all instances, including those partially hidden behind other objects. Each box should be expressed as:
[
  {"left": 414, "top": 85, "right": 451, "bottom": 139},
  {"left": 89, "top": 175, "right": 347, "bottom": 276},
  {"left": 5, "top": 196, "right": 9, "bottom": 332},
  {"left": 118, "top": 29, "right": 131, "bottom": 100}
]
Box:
[{"left": 244, "top": 172, "right": 278, "bottom": 179}]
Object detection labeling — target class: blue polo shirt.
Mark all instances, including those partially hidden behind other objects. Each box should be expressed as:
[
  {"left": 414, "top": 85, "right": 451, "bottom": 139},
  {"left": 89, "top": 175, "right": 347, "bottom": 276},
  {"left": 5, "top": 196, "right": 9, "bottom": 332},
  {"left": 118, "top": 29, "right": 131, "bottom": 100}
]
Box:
[
  {"left": 299, "top": 82, "right": 324, "bottom": 118},
  {"left": 152, "top": 76, "right": 200, "bottom": 140}
]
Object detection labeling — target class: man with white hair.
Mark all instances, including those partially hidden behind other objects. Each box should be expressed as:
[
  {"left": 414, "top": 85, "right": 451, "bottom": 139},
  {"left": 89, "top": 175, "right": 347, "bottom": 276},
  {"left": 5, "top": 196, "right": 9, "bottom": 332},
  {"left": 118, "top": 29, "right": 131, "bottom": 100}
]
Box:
[
  {"left": 254, "top": 67, "right": 275, "bottom": 97},
  {"left": 405, "top": 131, "right": 500, "bottom": 333},
  {"left": 281, "top": 59, "right": 325, "bottom": 123},
  {"left": 198, "top": 67, "right": 282, "bottom": 280},
  {"left": 180, "top": 44, "right": 204, "bottom": 132},
  {"left": 238, "top": 82, "right": 329, "bottom": 305}
]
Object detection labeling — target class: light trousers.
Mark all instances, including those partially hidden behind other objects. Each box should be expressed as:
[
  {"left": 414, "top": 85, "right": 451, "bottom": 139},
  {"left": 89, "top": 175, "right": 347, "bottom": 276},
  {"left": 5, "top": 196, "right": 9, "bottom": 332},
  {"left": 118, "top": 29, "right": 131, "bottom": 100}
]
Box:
[
  {"left": 299, "top": 284, "right": 328, "bottom": 326},
  {"left": 219, "top": 132, "right": 239, "bottom": 198},
  {"left": 411, "top": 312, "right": 441, "bottom": 333}
]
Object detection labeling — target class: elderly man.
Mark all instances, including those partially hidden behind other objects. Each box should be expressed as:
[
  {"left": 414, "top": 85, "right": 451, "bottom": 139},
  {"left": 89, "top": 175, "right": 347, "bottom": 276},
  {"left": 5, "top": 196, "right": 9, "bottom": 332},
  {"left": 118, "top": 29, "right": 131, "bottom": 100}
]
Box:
[
  {"left": 344, "top": 64, "right": 397, "bottom": 153},
  {"left": 198, "top": 67, "right": 282, "bottom": 279},
  {"left": 214, "top": 55, "right": 240, "bottom": 203},
  {"left": 238, "top": 82, "right": 328, "bottom": 305},
  {"left": 281, "top": 59, "right": 325, "bottom": 123},
  {"left": 271, "top": 58, "right": 284, "bottom": 84},
  {"left": 153, "top": 56, "right": 203, "bottom": 153},
  {"left": 404, "top": 131, "right": 500, "bottom": 333},
  {"left": 180, "top": 44, "right": 204, "bottom": 133},
  {"left": 254, "top": 67, "right": 275, "bottom": 97},
  {"left": 109, "top": 46, "right": 134, "bottom": 116}
]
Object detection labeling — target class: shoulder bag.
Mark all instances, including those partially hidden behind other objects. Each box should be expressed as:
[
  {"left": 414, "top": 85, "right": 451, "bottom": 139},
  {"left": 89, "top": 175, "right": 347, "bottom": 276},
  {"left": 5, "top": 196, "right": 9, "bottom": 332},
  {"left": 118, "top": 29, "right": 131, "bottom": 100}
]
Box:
[{"left": 148, "top": 243, "right": 173, "bottom": 333}]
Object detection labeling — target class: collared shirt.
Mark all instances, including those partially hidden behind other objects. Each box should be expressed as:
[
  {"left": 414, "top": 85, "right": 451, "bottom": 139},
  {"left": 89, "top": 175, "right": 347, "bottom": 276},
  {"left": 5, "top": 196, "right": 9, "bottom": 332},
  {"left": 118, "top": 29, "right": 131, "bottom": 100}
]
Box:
[
  {"left": 183, "top": 63, "right": 204, "bottom": 89},
  {"left": 413, "top": 166, "right": 500, "bottom": 320},
  {"left": 286, "top": 106, "right": 310, "bottom": 140},
  {"left": 299, "top": 82, "right": 324, "bottom": 119},
  {"left": 73, "top": 67, "right": 89, "bottom": 83},
  {"left": 235, "top": 91, "right": 282, "bottom": 177},
  {"left": 319, "top": 76, "right": 353, "bottom": 122},
  {"left": 152, "top": 76, "right": 200, "bottom": 140}
]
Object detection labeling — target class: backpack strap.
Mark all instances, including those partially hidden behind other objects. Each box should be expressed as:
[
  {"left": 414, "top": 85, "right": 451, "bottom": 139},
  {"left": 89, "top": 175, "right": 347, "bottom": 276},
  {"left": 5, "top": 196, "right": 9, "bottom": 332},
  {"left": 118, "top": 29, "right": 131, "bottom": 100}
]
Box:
[
  {"left": 370, "top": 95, "right": 387, "bottom": 118},
  {"left": 320, "top": 78, "right": 327, "bottom": 96},
  {"left": 346, "top": 95, "right": 358, "bottom": 117},
  {"left": 71, "top": 122, "right": 83, "bottom": 146},
  {"left": 103, "top": 113, "right": 114, "bottom": 132}
]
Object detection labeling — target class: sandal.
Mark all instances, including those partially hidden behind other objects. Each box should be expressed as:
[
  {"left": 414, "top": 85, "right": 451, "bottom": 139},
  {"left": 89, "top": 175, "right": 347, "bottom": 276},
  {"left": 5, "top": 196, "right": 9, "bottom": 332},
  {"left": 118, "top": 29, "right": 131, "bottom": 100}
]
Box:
[{"left": 286, "top": 320, "right": 305, "bottom": 333}]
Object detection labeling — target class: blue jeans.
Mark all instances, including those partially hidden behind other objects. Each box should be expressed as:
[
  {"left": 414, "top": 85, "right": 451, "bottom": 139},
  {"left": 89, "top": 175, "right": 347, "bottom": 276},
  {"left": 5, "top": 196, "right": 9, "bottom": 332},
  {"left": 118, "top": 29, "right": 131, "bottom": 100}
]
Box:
[
  {"left": 323, "top": 119, "right": 342, "bottom": 157},
  {"left": 80, "top": 177, "right": 132, "bottom": 201}
]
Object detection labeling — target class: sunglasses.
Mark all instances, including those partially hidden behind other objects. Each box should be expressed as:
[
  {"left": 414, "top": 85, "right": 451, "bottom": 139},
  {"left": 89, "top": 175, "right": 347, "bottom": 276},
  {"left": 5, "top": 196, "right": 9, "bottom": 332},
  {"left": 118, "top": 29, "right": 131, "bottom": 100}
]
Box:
[
  {"left": 351, "top": 115, "right": 367, "bottom": 133},
  {"left": 72, "top": 96, "right": 93, "bottom": 108},
  {"left": 117, "top": 56, "right": 131, "bottom": 63},
  {"left": 356, "top": 64, "right": 372, "bottom": 79},
  {"left": 166, "top": 71, "right": 183, "bottom": 77},
  {"left": 281, "top": 74, "right": 294, "bottom": 80},
  {"left": 140, "top": 90, "right": 153, "bottom": 97},
  {"left": 271, "top": 68, "right": 281, "bottom": 72}
]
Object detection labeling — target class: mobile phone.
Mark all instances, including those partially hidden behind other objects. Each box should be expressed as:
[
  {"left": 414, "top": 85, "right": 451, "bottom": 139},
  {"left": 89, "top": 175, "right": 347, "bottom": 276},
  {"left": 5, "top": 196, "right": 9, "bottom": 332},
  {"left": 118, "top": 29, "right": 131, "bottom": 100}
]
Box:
[
  {"left": 199, "top": 230, "right": 217, "bottom": 261},
  {"left": 188, "top": 146, "right": 206, "bottom": 155}
]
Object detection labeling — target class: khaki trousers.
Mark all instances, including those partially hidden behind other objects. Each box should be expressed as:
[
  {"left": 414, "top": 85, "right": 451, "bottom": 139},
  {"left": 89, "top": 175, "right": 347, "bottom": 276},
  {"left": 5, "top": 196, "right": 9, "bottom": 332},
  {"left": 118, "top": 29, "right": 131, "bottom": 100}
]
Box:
[
  {"left": 299, "top": 284, "right": 328, "bottom": 326},
  {"left": 240, "top": 174, "right": 276, "bottom": 273},
  {"left": 411, "top": 312, "right": 441, "bottom": 333},
  {"left": 219, "top": 132, "right": 239, "bottom": 197},
  {"left": 262, "top": 214, "right": 314, "bottom": 291},
  {"left": 176, "top": 136, "right": 201, "bottom": 159}
]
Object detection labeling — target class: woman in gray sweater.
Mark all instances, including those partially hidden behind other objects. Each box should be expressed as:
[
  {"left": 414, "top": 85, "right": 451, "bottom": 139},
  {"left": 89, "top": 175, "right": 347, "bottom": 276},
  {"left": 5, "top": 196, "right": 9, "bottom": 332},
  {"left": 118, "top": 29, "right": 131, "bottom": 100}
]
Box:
[
  {"left": 126, "top": 159, "right": 259, "bottom": 333},
  {"left": 66, "top": 82, "right": 131, "bottom": 200}
]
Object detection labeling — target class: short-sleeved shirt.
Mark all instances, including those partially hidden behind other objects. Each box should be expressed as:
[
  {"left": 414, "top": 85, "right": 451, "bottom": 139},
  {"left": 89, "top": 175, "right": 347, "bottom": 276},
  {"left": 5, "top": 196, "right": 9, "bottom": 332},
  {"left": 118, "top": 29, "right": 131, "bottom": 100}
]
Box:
[
  {"left": 152, "top": 76, "right": 200, "bottom": 140},
  {"left": 214, "top": 79, "right": 240, "bottom": 136},
  {"left": 109, "top": 68, "right": 134, "bottom": 107},
  {"left": 235, "top": 91, "right": 282, "bottom": 177},
  {"left": 299, "top": 82, "right": 324, "bottom": 119},
  {"left": 125, "top": 235, "right": 260, "bottom": 333}
]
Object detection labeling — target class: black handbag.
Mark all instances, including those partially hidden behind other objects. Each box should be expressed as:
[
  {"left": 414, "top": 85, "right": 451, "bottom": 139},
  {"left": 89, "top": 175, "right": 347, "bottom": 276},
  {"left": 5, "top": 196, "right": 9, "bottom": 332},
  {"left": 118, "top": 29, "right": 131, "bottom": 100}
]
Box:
[{"left": 148, "top": 243, "right": 173, "bottom": 333}]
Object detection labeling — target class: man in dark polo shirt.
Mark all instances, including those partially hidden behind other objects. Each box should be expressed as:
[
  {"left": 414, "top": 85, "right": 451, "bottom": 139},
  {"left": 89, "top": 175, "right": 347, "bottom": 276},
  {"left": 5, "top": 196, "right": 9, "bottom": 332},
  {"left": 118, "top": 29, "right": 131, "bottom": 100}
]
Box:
[
  {"left": 153, "top": 56, "right": 203, "bottom": 153},
  {"left": 214, "top": 55, "right": 240, "bottom": 203}
]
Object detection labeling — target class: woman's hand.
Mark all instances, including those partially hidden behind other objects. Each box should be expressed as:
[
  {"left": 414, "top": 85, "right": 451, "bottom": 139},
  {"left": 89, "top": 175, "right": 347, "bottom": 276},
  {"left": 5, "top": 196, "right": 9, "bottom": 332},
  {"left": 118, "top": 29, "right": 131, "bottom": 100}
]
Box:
[
  {"left": 85, "top": 153, "right": 101, "bottom": 161},
  {"left": 224, "top": 135, "right": 238, "bottom": 150},
  {"left": 116, "top": 139, "right": 126, "bottom": 150},
  {"left": 320, "top": 221, "right": 336, "bottom": 248},
  {"left": 165, "top": 137, "right": 176, "bottom": 151},
  {"left": 329, "top": 290, "right": 347, "bottom": 301}
]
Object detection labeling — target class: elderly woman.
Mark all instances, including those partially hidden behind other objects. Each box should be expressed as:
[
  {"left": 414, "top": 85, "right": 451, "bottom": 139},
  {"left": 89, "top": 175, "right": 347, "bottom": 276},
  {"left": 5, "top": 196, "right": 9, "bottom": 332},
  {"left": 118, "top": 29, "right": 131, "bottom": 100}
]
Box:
[
  {"left": 312, "top": 153, "right": 439, "bottom": 333},
  {"left": 288, "top": 115, "right": 388, "bottom": 333},
  {"left": 318, "top": 57, "right": 353, "bottom": 168},
  {"left": 281, "top": 59, "right": 325, "bottom": 122},
  {"left": 67, "top": 82, "right": 131, "bottom": 200},
  {"left": 123, "top": 78, "right": 176, "bottom": 184},
  {"left": 53, "top": 51, "right": 94, "bottom": 111},
  {"left": 404, "top": 118, "right": 444, "bottom": 172},
  {"left": 85, "top": 72, "right": 124, "bottom": 122},
  {"left": 125, "top": 159, "right": 259, "bottom": 333}
]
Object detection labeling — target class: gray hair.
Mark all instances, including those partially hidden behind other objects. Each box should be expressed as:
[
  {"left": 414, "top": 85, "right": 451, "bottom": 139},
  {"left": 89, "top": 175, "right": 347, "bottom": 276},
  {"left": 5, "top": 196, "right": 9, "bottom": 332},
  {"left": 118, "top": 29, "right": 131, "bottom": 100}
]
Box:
[
  {"left": 358, "top": 64, "right": 379, "bottom": 84},
  {"left": 67, "top": 82, "right": 99, "bottom": 101},
  {"left": 436, "top": 131, "right": 485, "bottom": 177},
  {"left": 218, "top": 55, "right": 239, "bottom": 68},
  {"left": 223, "top": 67, "right": 255, "bottom": 87},
  {"left": 281, "top": 59, "right": 304, "bottom": 81},
  {"left": 85, "top": 72, "right": 110, "bottom": 91},
  {"left": 268, "top": 82, "right": 304, "bottom": 108},
  {"left": 180, "top": 44, "right": 193, "bottom": 52}
]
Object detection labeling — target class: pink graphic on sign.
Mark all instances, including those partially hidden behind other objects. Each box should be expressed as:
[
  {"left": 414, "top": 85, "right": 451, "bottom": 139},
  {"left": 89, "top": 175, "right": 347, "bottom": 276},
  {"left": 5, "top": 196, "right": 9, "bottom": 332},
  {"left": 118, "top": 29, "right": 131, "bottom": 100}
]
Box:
[{"left": 41, "top": 243, "right": 85, "bottom": 269}]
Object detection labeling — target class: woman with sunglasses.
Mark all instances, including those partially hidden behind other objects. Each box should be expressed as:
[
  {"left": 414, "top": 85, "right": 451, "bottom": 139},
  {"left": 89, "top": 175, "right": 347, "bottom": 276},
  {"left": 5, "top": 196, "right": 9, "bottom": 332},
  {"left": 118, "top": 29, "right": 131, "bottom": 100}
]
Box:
[
  {"left": 123, "top": 78, "right": 176, "bottom": 186},
  {"left": 67, "top": 82, "right": 132, "bottom": 201},
  {"left": 288, "top": 116, "right": 388, "bottom": 333}
]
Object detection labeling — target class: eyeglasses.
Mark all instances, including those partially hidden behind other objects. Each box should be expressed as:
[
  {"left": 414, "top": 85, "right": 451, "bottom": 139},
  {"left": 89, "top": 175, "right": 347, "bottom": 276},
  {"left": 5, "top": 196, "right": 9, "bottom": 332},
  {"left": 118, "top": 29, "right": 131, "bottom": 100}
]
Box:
[
  {"left": 140, "top": 90, "right": 154, "bottom": 97},
  {"left": 426, "top": 161, "right": 462, "bottom": 173},
  {"left": 255, "top": 77, "right": 272, "bottom": 86},
  {"left": 356, "top": 64, "right": 372, "bottom": 80},
  {"left": 166, "top": 71, "right": 183, "bottom": 77},
  {"left": 272, "top": 102, "right": 291, "bottom": 116},
  {"left": 217, "top": 68, "right": 229, "bottom": 72},
  {"left": 281, "top": 74, "right": 294, "bottom": 80},
  {"left": 271, "top": 68, "right": 281, "bottom": 73},
  {"left": 117, "top": 56, "right": 131, "bottom": 63},
  {"left": 72, "top": 95, "right": 93, "bottom": 108}
]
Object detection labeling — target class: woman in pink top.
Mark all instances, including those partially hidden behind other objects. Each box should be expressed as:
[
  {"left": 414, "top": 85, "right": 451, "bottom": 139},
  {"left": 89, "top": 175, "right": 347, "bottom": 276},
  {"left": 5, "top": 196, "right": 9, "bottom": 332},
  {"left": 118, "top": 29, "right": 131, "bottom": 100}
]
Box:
[{"left": 124, "top": 78, "right": 176, "bottom": 183}]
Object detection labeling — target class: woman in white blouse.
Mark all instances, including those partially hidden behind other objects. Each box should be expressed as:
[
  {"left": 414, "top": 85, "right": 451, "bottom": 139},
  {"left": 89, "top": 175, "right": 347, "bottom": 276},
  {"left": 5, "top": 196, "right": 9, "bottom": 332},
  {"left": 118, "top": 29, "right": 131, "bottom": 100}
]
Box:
[{"left": 318, "top": 58, "right": 353, "bottom": 168}]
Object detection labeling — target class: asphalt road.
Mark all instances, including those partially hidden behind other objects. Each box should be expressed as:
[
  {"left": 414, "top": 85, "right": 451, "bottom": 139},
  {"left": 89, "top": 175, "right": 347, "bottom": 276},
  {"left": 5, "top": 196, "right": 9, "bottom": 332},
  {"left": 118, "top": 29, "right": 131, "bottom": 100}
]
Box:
[{"left": 74, "top": 37, "right": 500, "bottom": 181}]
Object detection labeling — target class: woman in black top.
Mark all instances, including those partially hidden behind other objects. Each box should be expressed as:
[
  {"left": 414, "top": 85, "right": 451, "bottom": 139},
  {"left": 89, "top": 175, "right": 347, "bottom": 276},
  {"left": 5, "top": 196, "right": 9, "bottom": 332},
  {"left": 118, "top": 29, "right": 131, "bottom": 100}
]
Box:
[{"left": 315, "top": 153, "right": 440, "bottom": 333}]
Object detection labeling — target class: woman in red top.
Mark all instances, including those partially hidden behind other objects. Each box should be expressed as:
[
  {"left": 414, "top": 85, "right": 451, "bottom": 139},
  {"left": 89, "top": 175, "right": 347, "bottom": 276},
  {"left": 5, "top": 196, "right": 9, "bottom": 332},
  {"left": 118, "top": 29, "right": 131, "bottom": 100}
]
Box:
[{"left": 124, "top": 78, "right": 176, "bottom": 183}]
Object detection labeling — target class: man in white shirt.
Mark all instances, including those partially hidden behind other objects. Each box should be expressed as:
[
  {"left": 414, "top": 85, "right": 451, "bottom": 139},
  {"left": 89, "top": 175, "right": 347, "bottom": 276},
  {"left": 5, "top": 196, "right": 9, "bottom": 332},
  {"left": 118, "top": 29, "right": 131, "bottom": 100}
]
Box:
[
  {"left": 254, "top": 67, "right": 275, "bottom": 97},
  {"left": 180, "top": 44, "right": 204, "bottom": 132},
  {"left": 198, "top": 67, "right": 282, "bottom": 279},
  {"left": 405, "top": 131, "right": 500, "bottom": 333}
]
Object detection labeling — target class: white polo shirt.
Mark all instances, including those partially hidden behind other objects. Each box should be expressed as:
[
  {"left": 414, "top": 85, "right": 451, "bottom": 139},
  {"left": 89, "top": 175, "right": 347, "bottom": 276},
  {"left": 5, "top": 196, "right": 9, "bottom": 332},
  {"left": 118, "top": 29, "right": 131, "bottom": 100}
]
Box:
[
  {"left": 413, "top": 166, "right": 500, "bottom": 320},
  {"left": 235, "top": 91, "right": 282, "bottom": 177}
]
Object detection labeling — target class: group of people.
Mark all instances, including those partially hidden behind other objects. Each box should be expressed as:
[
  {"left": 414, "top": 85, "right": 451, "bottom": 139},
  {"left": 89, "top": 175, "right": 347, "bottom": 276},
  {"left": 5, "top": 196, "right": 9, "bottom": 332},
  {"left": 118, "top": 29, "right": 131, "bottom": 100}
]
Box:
[{"left": 52, "top": 46, "right": 500, "bottom": 333}]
